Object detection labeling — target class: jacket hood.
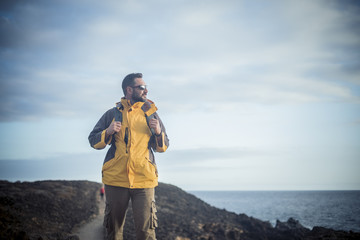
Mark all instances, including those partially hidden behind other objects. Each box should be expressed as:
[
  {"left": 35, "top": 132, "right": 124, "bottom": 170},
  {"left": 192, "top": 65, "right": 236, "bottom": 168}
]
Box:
[{"left": 116, "top": 98, "right": 157, "bottom": 116}]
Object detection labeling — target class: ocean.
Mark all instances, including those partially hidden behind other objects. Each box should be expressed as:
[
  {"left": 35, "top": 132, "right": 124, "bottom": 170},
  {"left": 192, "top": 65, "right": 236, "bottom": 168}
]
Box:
[{"left": 189, "top": 190, "right": 360, "bottom": 232}]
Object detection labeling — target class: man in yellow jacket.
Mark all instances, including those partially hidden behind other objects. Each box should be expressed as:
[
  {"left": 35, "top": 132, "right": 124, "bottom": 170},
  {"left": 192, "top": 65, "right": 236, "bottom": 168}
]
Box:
[{"left": 89, "top": 73, "right": 169, "bottom": 240}]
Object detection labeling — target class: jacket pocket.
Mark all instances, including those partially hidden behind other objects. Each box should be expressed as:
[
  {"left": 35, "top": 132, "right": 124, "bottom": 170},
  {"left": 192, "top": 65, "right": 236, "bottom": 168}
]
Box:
[
  {"left": 102, "top": 157, "right": 117, "bottom": 172},
  {"left": 150, "top": 200, "right": 158, "bottom": 229},
  {"left": 144, "top": 157, "right": 157, "bottom": 179}
]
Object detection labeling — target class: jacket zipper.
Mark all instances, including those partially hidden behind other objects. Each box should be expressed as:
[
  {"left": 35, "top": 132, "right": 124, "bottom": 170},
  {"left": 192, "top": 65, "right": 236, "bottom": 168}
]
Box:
[{"left": 124, "top": 127, "right": 129, "bottom": 153}]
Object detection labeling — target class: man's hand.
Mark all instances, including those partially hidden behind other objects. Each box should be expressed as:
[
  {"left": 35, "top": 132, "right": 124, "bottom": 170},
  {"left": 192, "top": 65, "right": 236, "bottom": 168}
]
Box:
[
  {"left": 149, "top": 119, "right": 161, "bottom": 135},
  {"left": 106, "top": 121, "right": 121, "bottom": 137}
]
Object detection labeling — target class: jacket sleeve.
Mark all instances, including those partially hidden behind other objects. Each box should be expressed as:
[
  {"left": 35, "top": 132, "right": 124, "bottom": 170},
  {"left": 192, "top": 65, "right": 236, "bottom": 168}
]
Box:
[
  {"left": 153, "top": 112, "right": 169, "bottom": 152},
  {"left": 88, "top": 108, "right": 114, "bottom": 150}
]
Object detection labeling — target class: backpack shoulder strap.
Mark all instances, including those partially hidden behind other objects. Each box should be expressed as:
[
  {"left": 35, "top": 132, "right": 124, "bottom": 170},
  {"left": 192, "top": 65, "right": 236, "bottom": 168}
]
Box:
[
  {"left": 113, "top": 103, "right": 123, "bottom": 122},
  {"left": 145, "top": 114, "right": 156, "bottom": 135},
  {"left": 141, "top": 101, "right": 157, "bottom": 135}
]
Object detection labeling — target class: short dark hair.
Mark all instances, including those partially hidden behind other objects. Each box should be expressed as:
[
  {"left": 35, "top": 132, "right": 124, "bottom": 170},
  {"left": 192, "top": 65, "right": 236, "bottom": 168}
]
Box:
[{"left": 122, "top": 73, "right": 143, "bottom": 95}]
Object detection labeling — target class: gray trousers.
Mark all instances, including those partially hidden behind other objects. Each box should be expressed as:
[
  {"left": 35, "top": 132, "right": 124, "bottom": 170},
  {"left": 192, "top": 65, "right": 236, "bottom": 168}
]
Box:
[{"left": 104, "top": 185, "right": 157, "bottom": 240}]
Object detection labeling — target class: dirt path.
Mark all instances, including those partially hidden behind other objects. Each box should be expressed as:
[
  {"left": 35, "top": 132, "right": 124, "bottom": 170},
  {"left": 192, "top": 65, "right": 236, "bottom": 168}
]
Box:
[{"left": 73, "top": 196, "right": 106, "bottom": 240}]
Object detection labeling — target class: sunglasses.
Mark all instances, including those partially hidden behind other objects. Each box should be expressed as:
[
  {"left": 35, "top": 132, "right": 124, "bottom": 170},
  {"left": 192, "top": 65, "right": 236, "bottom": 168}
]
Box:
[{"left": 131, "top": 85, "right": 147, "bottom": 90}]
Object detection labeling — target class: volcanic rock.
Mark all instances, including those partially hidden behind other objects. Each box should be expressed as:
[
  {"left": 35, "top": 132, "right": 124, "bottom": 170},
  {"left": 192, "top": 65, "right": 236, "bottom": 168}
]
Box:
[{"left": 1, "top": 180, "right": 359, "bottom": 240}]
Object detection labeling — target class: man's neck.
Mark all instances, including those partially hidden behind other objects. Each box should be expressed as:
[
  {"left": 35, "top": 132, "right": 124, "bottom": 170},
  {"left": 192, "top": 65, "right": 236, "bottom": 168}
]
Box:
[
  {"left": 124, "top": 96, "right": 145, "bottom": 106},
  {"left": 124, "top": 96, "right": 134, "bottom": 106},
  {"left": 128, "top": 98, "right": 141, "bottom": 106}
]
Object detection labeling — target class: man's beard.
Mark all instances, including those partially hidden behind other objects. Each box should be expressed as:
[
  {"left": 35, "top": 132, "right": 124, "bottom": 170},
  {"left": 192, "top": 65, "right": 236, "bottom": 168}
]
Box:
[{"left": 131, "top": 92, "right": 146, "bottom": 103}]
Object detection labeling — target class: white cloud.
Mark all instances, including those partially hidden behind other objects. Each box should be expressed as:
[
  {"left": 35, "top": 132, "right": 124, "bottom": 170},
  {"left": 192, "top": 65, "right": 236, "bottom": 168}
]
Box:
[{"left": 2, "top": 0, "right": 359, "bottom": 120}]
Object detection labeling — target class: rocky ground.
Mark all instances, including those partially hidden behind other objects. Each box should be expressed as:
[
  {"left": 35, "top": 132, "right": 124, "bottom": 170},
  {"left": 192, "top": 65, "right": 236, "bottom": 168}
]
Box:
[
  {"left": 1, "top": 180, "right": 359, "bottom": 240},
  {"left": 0, "top": 180, "right": 101, "bottom": 240}
]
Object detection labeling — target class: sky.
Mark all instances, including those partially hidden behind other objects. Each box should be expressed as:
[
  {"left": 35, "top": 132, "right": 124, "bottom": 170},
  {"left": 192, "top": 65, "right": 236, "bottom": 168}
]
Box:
[{"left": 1, "top": 0, "right": 359, "bottom": 190}]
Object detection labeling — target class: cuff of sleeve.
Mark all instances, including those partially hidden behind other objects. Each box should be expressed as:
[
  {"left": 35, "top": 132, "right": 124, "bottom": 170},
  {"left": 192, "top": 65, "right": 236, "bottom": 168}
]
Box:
[
  {"left": 103, "top": 129, "right": 112, "bottom": 145},
  {"left": 155, "top": 132, "right": 167, "bottom": 152},
  {"left": 93, "top": 130, "right": 110, "bottom": 149}
]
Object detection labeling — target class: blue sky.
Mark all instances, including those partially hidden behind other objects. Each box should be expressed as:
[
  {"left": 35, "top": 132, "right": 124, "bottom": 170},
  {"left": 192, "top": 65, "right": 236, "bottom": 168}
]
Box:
[{"left": 1, "top": 0, "right": 359, "bottom": 190}]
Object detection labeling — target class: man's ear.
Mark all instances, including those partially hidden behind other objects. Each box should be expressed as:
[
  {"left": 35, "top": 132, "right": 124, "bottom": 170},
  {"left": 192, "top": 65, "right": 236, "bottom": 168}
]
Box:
[{"left": 126, "top": 86, "right": 133, "bottom": 95}]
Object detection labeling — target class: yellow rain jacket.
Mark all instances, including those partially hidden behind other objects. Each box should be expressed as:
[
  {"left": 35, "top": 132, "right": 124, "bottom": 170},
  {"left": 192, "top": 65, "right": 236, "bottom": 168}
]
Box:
[{"left": 89, "top": 98, "right": 169, "bottom": 188}]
